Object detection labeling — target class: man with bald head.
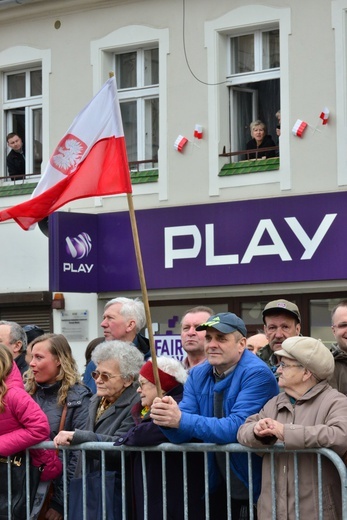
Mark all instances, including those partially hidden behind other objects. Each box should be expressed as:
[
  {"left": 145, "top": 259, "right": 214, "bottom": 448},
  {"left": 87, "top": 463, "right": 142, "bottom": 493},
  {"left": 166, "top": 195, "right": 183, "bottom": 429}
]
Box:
[{"left": 246, "top": 332, "right": 268, "bottom": 354}]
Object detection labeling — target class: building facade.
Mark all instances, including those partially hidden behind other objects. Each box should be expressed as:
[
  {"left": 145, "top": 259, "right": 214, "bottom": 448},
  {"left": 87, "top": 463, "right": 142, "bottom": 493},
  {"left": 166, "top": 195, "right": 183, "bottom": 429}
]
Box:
[{"left": 0, "top": 0, "right": 346, "bottom": 368}]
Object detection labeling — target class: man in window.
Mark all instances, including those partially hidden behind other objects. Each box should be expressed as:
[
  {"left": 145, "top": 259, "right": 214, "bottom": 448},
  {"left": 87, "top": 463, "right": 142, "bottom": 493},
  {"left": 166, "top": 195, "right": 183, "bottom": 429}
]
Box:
[{"left": 6, "top": 132, "right": 25, "bottom": 181}]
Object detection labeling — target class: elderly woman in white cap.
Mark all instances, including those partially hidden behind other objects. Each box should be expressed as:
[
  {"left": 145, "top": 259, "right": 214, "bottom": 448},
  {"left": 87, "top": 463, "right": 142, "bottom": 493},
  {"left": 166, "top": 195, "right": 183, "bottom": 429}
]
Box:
[{"left": 238, "top": 336, "right": 347, "bottom": 520}]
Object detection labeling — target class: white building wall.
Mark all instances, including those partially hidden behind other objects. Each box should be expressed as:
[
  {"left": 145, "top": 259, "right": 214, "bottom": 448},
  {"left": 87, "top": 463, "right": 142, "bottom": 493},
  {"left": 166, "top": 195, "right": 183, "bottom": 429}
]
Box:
[{"left": 0, "top": 0, "right": 345, "bottom": 354}]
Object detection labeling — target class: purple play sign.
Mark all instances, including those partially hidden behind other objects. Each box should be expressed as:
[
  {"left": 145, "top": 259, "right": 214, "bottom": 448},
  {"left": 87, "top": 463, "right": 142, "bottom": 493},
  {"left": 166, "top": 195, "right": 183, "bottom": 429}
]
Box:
[{"left": 49, "top": 192, "right": 345, "bottom": 293}]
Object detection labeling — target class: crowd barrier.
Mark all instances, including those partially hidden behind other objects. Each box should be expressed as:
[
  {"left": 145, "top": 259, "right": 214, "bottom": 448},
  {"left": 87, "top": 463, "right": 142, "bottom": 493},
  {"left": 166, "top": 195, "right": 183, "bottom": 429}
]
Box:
[{"left": 2, "top": 442, "right": 347, "bottom": 520}]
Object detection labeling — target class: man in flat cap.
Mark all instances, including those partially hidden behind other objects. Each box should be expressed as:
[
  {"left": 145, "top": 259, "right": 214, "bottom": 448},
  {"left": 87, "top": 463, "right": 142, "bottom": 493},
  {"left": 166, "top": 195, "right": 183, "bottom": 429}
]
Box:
[
  {"left": 258, "top": 299, "right": 301, "bottom": 374},
  {"left": 151, "top": 312, "right": 278, "bottom": 520},
  {"left": 238, "top": 336, "right": 347, "bottom": 520}
]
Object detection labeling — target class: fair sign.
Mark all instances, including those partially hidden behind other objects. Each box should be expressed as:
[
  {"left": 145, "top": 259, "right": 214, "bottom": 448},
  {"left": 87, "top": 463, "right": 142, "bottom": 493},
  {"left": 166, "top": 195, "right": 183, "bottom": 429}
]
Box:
[
  {"left": 49, "top": 192, "right": 346, "bottom": 292},
  {"left": 154, "top": 335, "right": 186, "bottom": 361}
]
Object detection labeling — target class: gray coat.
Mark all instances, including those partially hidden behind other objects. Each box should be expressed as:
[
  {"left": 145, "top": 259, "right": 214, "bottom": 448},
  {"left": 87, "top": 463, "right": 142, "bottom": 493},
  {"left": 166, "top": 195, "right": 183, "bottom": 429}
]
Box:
[
  {"left": 72, "top": 383, "right": 140, "bottom": 473},
  {"left": 33, "top": 381, "right": 92, "bottom": 514}
]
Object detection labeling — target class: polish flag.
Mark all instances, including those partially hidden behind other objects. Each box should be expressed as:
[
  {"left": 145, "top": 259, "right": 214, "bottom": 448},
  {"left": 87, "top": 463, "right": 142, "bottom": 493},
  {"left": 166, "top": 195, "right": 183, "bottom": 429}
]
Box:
[
  {"left": 0, "top": 77, "right": 132, "bottom": 230},
  {"left": 319, "top": 107, "right": 329, "bottom": 125},
  {"left": 292, "top": 119, "right": 308, "bottom": 138},
  {"left": 174, "top": 135, "right": 188, "bottom": 152},
  {"left": 194, "top": 124, "right": 203, "bottom": 139}
]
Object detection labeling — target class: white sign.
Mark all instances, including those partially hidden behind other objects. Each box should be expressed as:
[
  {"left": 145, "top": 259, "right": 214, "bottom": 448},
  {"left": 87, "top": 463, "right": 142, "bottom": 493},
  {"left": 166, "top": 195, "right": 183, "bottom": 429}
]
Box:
[
  {"left": 154, "top": 335, "right": 186, "bottom": 361},
  {"left": 61, "top": 310, "right": 89, "bottom": 341}
]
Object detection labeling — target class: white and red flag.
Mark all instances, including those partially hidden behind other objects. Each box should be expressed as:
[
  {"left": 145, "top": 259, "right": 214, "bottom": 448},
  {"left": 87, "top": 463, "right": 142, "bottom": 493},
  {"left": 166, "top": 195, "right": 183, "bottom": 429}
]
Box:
[
  {"left": 319, "top": 107, "right": 329, "bottom": 125},
  {"left": 174, "top": 135, "right": 188, "bottom": 152},
  {"left": 194, "top": 124, "right": 203, "bottom": 139},
  {"left": 292, "top": 119, "right": 308, "bottom": 138},
  {"left": 0, "top": 76, "right": 132, "bottom": 230}
]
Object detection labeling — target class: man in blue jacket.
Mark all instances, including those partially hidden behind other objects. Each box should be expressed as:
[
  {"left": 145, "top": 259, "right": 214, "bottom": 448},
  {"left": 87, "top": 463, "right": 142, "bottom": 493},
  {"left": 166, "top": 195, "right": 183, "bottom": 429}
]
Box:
[{"left": 151, "top": 312, "right": 278, "bottom": 520}]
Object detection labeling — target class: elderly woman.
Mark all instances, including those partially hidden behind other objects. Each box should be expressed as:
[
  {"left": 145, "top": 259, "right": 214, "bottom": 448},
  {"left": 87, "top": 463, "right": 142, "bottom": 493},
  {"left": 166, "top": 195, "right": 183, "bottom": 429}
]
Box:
[
  {"left": 26, "top": 333, "right": 91, "bottom": 520},
  {"left": 237, "top": 336, "right": 347, "bottom": 520},
  {"left": 246, "top": 119, "right": 276, "bottom": 159},
  {"left": 115, "top": 356, "right": 205, "bottom": 520},
  {"left": 54, "top": 341, "right": 144, "bottom": 517}
]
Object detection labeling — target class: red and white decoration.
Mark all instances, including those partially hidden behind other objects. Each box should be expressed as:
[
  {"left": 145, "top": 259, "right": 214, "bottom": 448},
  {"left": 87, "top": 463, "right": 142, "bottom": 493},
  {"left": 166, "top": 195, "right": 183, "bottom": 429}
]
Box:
[
  {"left": 292, "top": 119, "right": 308, "bottom": 138},
  {"left": 319, "top": 107, "right": 329, "bottom": 125},
  {"left": 194, "top": 124, "right": 203, "bottom": 139},
  {"left": 174, "top": 135, "right": 188, "bottom": 152}
]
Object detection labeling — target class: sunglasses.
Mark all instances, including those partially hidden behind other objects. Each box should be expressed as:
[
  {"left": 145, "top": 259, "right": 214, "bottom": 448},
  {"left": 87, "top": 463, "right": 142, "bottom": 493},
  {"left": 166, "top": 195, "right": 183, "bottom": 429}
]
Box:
[{"left": 91, "top": 371, "right": 123, "bottom": 382}]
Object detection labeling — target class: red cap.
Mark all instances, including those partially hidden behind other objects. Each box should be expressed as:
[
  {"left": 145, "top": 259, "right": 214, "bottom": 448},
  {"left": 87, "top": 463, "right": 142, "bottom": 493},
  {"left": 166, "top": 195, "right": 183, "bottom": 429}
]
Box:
[{"left": 140, "top": 361, "right": 179, "bottom": 392}]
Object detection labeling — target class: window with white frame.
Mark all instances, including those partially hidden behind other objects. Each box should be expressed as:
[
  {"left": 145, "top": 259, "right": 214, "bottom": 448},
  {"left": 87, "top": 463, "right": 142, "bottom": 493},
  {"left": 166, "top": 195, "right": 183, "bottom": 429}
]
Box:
[
  {"left": 227, "top": 27, "right": 280, "bottom": 157},
  {"left": 3, "top": 67, "right": 43, "bottom": 180},
  {"left": 115, "top": 47, "right": 159, "bottom": 170}
]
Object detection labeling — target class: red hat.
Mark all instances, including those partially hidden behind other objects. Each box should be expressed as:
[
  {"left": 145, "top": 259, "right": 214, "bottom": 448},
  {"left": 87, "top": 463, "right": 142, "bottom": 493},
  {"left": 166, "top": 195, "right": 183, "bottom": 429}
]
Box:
[{"left": 140, "top": 361, "right": 179, "bottom": 392}]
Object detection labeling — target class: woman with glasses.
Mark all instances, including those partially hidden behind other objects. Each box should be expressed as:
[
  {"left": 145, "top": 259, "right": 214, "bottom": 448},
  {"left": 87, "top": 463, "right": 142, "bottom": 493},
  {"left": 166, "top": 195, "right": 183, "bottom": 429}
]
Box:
[
  {"left": 238, "top": 336, "right": 347, "bottom": 520},
  {"left": 53, "top": 340, "right": 144, "bottom": 518},
  {"left": 25, "top": 333, "right": 91, "bottom": 520}
]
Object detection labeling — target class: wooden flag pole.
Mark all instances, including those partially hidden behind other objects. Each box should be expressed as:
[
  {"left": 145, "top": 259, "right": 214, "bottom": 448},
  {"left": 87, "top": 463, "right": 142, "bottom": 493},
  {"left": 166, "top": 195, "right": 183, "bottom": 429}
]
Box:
[
  {"left": 126, "top": 193, "right": 163, "bottom": 398},
  {"left": 108, "top": 71, "right": 162, "bottom": 397}
]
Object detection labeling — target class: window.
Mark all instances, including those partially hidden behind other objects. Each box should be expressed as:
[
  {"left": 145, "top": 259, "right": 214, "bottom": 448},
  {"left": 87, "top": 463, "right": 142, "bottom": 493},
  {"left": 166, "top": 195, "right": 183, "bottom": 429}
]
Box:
[
  {"left": 4, "top": 68, "right": 43, "bottom": 179},
  {"left": 228, "top": 28, "right": 280, "bottom": 155},
  {"left": 116, "top": 48, "right": 159, "bottom": 170}
]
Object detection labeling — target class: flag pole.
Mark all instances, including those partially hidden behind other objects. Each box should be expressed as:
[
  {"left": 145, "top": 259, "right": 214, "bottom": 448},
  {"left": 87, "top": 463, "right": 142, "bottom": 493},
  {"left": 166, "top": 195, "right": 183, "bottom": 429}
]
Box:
[
  {"left": 108, "top": 70, "right": 162, "bottom": 397},
  {"left": 126, "top": 193, "right": 163, "bottom": 398}
]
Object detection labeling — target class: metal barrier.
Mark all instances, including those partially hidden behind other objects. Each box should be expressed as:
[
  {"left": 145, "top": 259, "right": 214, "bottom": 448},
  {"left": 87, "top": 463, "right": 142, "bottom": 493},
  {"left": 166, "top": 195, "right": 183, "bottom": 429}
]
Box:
[{"left": 2, "top": 442, "right": 346, "bottom": 520}]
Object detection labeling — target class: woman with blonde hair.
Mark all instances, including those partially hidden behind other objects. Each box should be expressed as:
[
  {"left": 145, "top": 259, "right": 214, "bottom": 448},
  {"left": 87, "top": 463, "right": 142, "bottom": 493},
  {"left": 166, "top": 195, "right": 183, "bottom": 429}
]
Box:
[{"left": 26, "top": 333, "right": 91, "bottom": 520}]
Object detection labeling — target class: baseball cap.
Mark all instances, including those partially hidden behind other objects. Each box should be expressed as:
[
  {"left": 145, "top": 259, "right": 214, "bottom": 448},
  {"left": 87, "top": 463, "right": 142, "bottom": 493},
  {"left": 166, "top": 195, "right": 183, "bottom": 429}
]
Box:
[
  {"left": 196, "top": 313, "right": 247, "bottom": 337},
  {"left": 276, "top": 336, "right": 334, "bottom": 381},
  {"left": 262, "top": 299, "right": 301, "bottom": 323}
]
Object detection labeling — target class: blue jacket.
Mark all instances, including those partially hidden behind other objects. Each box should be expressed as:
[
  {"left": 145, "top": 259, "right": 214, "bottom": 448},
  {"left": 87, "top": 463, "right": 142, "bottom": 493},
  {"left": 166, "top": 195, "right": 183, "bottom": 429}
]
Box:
[{"left": 160, "top": 349, "right": 278, "bottom": 499}]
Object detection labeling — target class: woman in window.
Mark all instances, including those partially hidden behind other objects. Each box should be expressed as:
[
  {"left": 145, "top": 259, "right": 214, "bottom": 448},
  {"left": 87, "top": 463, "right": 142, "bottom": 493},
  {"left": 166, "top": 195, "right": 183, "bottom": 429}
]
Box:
[{"left": 246, "top": 120, "right": 276, "bottom": 159}]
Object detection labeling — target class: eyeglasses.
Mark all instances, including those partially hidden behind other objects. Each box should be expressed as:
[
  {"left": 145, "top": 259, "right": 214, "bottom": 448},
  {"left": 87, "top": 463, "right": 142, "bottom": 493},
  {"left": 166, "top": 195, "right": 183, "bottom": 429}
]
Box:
[
  {"left": 138, "top": 379, "right": 153, "bottom": 389},
  {"left": 91, "top": 371, "right": 123, "bottom": 382},
  {"left": 278, "top": 362, "right": 303, "bottom": 370}
]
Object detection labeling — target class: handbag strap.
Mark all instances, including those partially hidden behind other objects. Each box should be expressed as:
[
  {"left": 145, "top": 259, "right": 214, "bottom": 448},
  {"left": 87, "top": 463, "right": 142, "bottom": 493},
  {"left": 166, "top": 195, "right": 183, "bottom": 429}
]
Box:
[
  {"left": 58, "top": 404, "right": 68, "bottom": 433},
  {"left": 55, "top": 404, "right": 68, "bottom": 455}
]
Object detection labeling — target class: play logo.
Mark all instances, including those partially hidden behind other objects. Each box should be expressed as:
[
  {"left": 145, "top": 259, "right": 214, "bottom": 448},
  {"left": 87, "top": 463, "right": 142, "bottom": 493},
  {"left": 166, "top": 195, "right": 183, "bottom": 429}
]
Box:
[{"left": 65, "top": 232, "right": 92, "bottom": 259}]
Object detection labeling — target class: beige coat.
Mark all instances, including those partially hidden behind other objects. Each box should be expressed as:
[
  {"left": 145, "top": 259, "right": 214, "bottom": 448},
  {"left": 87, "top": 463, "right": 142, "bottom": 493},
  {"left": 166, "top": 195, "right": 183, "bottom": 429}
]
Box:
[{"left": 237, "top": 381, "right": 347, "bottom": 520}]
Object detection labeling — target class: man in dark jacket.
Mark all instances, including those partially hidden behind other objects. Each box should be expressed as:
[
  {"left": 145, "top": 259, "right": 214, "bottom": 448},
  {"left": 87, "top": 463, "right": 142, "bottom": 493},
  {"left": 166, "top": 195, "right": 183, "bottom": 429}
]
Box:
[
  {"left": 257, "top": 298, "right": 301, "bottom": 376},
  {"left": 0, "top": 320, "right": 28, "bottom": 375},
  {"left": 329, "top": 299, "right": 347, "bottom": 394},
  {"left": 6, "top": 133, "right": 25, "bottom": 181},
  {"left": 85, "top": 297, "right": 150, "bottom": 392}
]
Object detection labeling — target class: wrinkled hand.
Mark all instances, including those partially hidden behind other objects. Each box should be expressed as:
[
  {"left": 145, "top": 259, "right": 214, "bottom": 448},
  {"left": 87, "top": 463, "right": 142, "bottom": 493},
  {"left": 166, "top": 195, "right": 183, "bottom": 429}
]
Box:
[
  {"left": 150, "top": 396, "right": 181, "bottom": 428},
  {"left": 254, "top": 418, "right": 284, "bottom": 440},
  {"left": 44, "top": 508, "right": 63, "bottom": 520},
  {"left": 53, "top": 430, "right": 74, "bottom": 448}
]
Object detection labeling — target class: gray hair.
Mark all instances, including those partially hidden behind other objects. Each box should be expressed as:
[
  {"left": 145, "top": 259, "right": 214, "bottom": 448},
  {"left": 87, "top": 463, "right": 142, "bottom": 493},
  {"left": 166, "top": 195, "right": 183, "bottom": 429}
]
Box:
[
  {"left": 0, "top": 321, "right": 27, "bottom": 352},
  {"left": 104, "top": 297, "right": 146, "bottom": 332},
  {"left": 155, "top": 356, "right": 188, "bottom": 385},
  {"left": 92, "top": 340, "right": 144, "bottom": 380}
]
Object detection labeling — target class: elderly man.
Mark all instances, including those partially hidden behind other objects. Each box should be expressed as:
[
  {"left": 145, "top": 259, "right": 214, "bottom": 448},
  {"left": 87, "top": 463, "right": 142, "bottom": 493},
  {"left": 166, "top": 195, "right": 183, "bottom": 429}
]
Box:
[
  {"left": 180, "top": 305, "right": 214, "bottom": 370},
  {"left": 151, "top": 312, "right": 278, "bottom": 519},
  {"left": 0, "top": 320, "right": 28, "bottom": 375},
  {"left": 238, "top": 336, "right": 347, "bottom": 520},
  {"left": 329, "top": 299, "right": 347, "bottom": 394},
  {"left": 258, "top": 299, "right": 301, "bottom": 373},
  {"left": 101, "top": 297, "right": 149, "bottom": 357}
]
